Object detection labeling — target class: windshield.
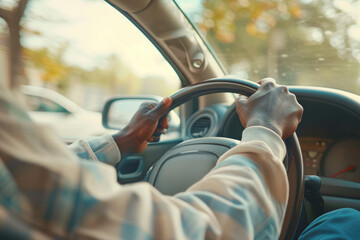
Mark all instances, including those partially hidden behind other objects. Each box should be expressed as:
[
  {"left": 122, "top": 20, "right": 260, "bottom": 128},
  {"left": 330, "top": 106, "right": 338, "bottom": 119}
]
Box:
[{"left": 175, "top": 0, "right": 360, "bottom": 95}]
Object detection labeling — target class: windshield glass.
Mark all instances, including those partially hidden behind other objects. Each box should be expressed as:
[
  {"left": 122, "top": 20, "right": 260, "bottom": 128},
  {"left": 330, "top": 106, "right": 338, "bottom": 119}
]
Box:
[{"left": 175, "top": 0, "right": 360, "bottom": 94}]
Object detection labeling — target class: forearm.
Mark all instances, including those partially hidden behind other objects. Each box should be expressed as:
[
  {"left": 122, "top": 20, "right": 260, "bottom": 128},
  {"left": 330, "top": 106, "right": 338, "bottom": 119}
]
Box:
[
  {"left": 176, "top": 126, "right": 288, "bottom": 239},
  {"left": 66, "top": 127, "right": 287, "bottom": 239},
  {"left": 25, "top": 127, "right": 287, "bottom": 239},
  {"left": 216, "top": 126, "right": 288, "bottom": 204}
]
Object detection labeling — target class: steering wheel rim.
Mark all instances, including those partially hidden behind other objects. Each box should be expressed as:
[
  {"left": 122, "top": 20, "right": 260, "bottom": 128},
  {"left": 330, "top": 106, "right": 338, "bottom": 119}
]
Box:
[
  {"left": 168, "top": 78, "right": 259, "bottom": 111},
  {"left": 163, "top": 78, "right": 304, "bottom": 240}
]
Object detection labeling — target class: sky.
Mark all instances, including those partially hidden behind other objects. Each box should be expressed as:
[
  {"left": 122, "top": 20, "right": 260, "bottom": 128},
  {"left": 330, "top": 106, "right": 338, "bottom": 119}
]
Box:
[{"left": 22, "top": 0, "right": 179, "bottom": 87}]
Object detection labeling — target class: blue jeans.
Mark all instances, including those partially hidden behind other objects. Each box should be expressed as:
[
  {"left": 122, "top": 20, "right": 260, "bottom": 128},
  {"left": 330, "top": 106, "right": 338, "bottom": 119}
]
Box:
[{"left": 298, "top": 208, "right": 360, "bottom": 239}]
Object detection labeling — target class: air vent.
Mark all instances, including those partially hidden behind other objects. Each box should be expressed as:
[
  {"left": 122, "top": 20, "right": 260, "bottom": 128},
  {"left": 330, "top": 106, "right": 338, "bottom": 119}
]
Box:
[
  {"left": 185, "top": 108, "right": 219, "bottom": 139},
  {"left": 190, "top": 116, "right": 211, "bottom": 138}
]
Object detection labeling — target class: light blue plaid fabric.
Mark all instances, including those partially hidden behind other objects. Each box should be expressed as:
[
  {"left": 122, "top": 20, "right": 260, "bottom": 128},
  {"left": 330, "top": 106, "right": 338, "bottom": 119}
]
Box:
[{"left": 0, "top": 88, "right": 288, "bottom": 239}]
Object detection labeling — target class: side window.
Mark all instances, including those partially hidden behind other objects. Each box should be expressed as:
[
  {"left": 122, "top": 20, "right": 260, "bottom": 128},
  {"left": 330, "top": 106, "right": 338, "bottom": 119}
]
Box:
[
  {"left": 26, "top": 95, "right": 68, "bottom": 113},
  {"left": 18, "top": 0, "right": 181, "bottom": 140}
]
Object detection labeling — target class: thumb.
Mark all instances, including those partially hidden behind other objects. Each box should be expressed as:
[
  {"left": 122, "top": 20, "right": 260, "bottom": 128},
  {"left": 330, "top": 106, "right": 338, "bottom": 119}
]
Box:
[{"left": 150, "top": 97, "right": 172, "bottom": 119}]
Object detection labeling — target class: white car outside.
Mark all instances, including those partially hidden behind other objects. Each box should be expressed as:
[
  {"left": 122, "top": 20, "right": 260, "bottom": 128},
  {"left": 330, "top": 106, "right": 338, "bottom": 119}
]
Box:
[{"left": 21, "top": 85, "right": 113, "bottom": 143}]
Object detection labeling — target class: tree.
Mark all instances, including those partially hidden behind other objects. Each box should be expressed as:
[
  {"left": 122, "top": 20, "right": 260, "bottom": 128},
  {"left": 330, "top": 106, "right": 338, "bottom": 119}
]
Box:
[
  {"left": 24, "top": 46, "right": 69, "bottom": 86},
  {"left": 0, "top": 0, "right": 29, "bottom": 88},
  {"left": 197, "top": 0, "right": 360, "bottom": 93},
  {"left": 24, "top": 46, "right": 144, "bottom": 96},
  {"left": 64, "top": 54, "right": 142, "bottom": 95}
]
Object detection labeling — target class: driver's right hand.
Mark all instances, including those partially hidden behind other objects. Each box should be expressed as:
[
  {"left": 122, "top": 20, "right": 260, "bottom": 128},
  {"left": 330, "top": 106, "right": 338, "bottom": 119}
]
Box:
[{"left": 235, "top": 78, "right": 303, "bottom": 139}]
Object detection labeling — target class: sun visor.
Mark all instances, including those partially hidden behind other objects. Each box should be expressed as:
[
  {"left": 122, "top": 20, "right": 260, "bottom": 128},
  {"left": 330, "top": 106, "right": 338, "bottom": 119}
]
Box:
[{"left": 106, "top": 0, "right": 151, "bottom": 13}]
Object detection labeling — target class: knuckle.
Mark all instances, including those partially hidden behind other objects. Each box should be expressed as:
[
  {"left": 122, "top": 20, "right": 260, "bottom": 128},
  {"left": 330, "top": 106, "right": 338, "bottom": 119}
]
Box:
[
  {"left": 145, "top": 102, "right": 157, "bottom": 109},
  {"left": 236, "top": 96, "right": 248, "bottom": 104},
  {"left": 288, "top": 93, "right": 297, "bottom": 100},
  {"left": 261, "top": 77, "right": 276, "bottom": 83},
  {"left": 294, "top": 104, "right": 304, "bottom": 118},
  {"left": 236, "top": 98, "right": 244, "bottom": 105},
  {"left": 140, "top": 102, "right": 149, "bottom": 108},
  {"left": 280, "top": 86, "right": 289, "bottom": 92},
  {"left": 140, "top": 103, "right": 151, "bottom": 111},
  {"left": 261, "top": 81, "right": 276, "bottom": 90},
  {"left": 297, "top": 102, "right": 304, "bottom": 110},
  {"left": 297, "top": 104, "right": 304, "bottom": 115},
  {"left": 260, "top": 78, "right": 276, "bottom": 86}
]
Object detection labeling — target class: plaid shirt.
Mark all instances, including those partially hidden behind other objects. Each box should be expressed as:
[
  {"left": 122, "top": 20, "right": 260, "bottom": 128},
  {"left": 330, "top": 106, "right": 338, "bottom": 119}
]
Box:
[{"left": 0, "top": 88, "right": 288, "bottom": 240}]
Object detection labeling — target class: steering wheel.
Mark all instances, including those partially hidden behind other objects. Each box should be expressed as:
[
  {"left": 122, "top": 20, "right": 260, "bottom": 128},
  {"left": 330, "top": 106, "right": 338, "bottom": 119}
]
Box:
[{"left": 146, "top": 78, "right": 304, "bottom": 240}]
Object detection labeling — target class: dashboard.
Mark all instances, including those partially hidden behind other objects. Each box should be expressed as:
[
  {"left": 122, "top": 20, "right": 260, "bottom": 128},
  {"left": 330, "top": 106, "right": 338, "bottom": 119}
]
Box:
[
  {"left": 301, "top": 137, "right": 360, "bottom": 183},
  {"left": 184, "top": 86, "right": 360, "bottom": 184}
]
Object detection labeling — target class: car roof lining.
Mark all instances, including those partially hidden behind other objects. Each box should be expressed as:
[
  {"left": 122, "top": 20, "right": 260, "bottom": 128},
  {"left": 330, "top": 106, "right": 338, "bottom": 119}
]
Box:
[{"left": 107, "top": 0, "right": 151, "bottom": 13}]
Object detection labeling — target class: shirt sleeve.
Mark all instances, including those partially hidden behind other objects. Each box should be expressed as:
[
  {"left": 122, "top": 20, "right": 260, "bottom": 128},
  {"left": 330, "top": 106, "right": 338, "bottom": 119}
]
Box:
[
  {"left": 68, "top": 135, "right": 121, "bottom": 166},
  {"left": 178, "top": 126, "right": 289, "bottom": 239},
  {"left": 0, "top": 88, "right": 289, "bottom": 240},
  {"left": 16, "top": 129, "right": 287, "bottom": 240}
]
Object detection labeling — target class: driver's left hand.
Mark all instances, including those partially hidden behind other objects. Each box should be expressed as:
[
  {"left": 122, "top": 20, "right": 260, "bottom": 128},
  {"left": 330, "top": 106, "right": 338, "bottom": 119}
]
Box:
[{"left": 112, "top": 97, "right": 172, "bottom": 155}]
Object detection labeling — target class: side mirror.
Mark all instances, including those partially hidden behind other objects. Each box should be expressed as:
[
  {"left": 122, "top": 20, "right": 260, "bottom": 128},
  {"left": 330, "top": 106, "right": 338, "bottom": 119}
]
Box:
[{"left": 102, "top": 96, "right": 180, "bottom": 131}]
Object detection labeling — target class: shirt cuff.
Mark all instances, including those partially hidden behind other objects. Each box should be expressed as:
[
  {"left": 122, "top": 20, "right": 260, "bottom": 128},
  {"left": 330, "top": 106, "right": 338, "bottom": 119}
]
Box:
[
  {"left": 87, "top": 134, "right": 121, "bottom": 166},
  {"left": 241, "top": 126, "right": 286, "bottom": 161}
]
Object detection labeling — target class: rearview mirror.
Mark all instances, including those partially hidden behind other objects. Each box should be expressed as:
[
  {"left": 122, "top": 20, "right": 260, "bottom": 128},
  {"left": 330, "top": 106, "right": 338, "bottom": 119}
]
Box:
[{"left": 102, "top": 96, "right": 180, "bottom": 131}]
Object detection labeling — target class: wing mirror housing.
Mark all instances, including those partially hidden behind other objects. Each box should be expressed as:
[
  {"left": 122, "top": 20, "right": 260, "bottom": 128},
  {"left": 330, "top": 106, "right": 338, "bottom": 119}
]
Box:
[{"left": 102, "top": 96, "right": 180, "bottom": 131}]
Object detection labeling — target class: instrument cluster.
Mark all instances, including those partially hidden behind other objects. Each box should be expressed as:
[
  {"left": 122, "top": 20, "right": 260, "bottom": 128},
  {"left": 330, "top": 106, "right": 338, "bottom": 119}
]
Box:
[{"left": 300, "top": 137, "right": 360, "bottom": 183}]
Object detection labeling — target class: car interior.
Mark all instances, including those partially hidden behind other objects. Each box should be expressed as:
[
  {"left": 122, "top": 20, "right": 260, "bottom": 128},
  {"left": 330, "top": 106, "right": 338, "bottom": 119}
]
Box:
[
  {"left": 5, "top": 0, "right": 359, "bottom": 239},
  {"left": 102, "top": 0, "right": 360, "bottom": 239}
]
